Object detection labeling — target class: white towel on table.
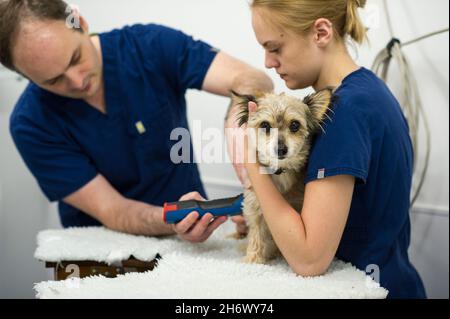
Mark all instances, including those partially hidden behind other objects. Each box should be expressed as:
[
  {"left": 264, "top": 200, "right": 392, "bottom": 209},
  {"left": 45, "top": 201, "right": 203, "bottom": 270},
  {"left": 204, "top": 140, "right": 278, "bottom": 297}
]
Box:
[{"left": 34, "top": 223, "right": 388, "bottom": 299}]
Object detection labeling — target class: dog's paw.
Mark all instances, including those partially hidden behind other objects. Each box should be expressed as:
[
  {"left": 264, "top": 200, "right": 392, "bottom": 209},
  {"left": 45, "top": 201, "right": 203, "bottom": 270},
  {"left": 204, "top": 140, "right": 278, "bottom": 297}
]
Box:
[
  {"left": 243, "top": 254, "right": 267, "bottom": 264},
  {"left": 238, "top": 242, "right": 247, "bottom": 253},
  {"left": 226, "top": 232, "right": 247, "bottom": 240}
]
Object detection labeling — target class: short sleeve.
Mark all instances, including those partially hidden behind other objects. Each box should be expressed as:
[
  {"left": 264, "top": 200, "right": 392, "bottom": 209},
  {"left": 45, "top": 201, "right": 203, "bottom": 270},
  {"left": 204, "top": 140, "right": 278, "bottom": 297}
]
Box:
[
  {"left": 154, "top": 25, "right": 219, "bottom": 92},
  {"left": 305, "top": 95, "right": 372, "bottom": 185},
  {"left": 10, "top": 113, "right": 98, "bottom": 202}
]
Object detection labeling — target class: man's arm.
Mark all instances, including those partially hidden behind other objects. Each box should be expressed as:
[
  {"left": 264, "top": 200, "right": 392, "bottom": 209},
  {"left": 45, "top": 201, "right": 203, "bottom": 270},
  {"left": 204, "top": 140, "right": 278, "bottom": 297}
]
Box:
[
  {"left": 64, "top": 53, "right": 271, "bottom": 238},
  {"left": 202, "top": 51, "right": 274, "bottom": 188},
  {"left": 63, "top": 175, "right": 228, "bottom": 241},
  {"left": 202, "top": 51, "right": 274, "bottom": 97},
  {"left": 63, "top": 174, "right": 174, "bottom": 236}
]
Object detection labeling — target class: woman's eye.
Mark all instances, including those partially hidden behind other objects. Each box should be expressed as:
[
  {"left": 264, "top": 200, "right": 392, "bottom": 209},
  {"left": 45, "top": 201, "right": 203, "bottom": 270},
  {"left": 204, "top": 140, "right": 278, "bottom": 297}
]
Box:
[
  {"left": 290, "top": 121, "right": 301, "bottom": 133},
  {"left": 260, "top": 121, "right": 272, "bottom": 133}
]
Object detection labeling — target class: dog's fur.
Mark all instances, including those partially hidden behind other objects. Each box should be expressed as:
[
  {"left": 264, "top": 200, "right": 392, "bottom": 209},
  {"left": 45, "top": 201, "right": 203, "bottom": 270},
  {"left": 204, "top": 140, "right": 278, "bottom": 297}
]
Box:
[{"left": 232, "top": 89, "right": 334, "bottom": 264}]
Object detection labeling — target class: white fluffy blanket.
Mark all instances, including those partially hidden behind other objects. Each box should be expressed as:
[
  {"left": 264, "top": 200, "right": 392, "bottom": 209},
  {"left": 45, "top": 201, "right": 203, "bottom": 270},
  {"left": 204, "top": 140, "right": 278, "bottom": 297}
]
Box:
[{"left": 34, "top": 224, "right": 388, "bottom": 299}]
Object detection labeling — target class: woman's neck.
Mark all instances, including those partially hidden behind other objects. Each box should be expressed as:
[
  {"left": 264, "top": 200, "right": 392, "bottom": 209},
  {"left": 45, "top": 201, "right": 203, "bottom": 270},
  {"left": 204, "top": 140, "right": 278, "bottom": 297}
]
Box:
[{"left": 313, "top": 43, "right": 360, "bottom": 92}]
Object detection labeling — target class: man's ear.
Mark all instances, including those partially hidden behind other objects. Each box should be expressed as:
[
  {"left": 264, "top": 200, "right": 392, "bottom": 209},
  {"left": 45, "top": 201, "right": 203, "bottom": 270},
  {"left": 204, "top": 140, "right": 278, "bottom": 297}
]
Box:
[
  {"left": 79, "top": 16, "right": 89, "bottom": 33},
  {"left": 303, "top": 88, "right": 335, "bottom": 130},
  {"left": 231, "top": 91, "right": 258, "bottom": 127}
]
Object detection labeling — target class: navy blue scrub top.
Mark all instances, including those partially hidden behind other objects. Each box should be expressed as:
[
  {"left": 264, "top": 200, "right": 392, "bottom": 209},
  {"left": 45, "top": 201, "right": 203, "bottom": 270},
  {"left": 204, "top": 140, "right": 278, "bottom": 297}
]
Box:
[
  {"left": 305, "top": 68, "right": 426, "bottom": 299},
  {"left": 10, "top": 24, "right": 218, "bottom": 228}
]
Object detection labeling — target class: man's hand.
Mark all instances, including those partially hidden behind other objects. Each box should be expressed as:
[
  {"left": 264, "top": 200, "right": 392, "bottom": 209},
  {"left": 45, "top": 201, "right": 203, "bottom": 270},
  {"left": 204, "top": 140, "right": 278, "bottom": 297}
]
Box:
[{"left": 171, "top": 192, "right": 228, "bottom": 243}]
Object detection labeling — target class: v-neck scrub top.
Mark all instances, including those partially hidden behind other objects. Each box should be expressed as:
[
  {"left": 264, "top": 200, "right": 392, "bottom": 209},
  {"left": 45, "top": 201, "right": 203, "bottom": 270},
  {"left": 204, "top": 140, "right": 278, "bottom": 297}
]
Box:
[
  {"left": 305, "top": 68, "right": 426, "bottom": 299},
  {"left": 10, "top": 24, "right": 219, "bottom": 227}
]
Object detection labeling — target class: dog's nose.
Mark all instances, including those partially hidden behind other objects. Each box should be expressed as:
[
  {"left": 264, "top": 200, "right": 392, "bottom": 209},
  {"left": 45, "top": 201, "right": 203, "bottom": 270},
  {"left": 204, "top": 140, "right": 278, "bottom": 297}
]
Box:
[{"left": 277, "top": 143, "right": 288, "bottom": 159}]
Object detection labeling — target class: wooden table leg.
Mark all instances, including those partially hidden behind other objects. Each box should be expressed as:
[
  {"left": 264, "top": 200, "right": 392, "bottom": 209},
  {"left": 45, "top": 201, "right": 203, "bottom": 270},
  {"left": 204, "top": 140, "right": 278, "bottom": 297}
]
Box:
[{"left": 45, "top": 255, "right": 161, "bottom": 281}]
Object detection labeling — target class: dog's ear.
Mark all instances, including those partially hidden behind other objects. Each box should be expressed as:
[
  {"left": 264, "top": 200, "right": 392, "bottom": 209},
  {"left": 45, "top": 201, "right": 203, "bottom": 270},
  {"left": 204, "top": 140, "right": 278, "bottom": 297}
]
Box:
[
  {"left": 231, "top": 90, "right": 258, "bottom": 127},
  {"left": 303, "top": 87, "right": 335, "bottom": 130}
]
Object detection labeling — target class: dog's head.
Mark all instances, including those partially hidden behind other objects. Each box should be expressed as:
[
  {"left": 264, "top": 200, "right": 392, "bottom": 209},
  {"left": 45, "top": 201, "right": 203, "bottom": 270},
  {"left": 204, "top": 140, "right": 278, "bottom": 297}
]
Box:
[{"left": 232, "top": 89, "right": 334, "bottom": 171}]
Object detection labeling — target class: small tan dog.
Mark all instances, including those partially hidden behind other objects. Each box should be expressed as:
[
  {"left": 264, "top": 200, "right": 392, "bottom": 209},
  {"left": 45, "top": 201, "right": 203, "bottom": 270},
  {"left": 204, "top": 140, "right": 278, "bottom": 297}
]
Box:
[{"left": 232, "top": 89, "right": 334, "bottom": 264}]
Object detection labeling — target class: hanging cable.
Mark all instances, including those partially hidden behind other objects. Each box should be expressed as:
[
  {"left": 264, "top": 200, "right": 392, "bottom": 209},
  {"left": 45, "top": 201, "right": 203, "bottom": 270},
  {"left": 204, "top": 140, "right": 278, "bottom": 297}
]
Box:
[
  {"left": 372, "top": 1, "right": 449, "bottom": 207},
  {"left": 383, "top": 0, "right": 394, "bottom": 38},
  {"left": 402, "top": 28, "right": 450, "bottom": 47}
]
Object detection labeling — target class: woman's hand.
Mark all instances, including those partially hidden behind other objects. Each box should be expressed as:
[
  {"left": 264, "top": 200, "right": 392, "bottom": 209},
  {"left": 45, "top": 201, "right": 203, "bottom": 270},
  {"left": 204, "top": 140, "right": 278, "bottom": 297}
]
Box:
[
  {"left": 242, "top": 101, "right": 259, "bottom": 169},
  {"left": 171, "top": 192, "right": 228, "bottom": 243},
  {"left": 226, "top": 128, "right": 251, "bottom": 189},
  {"left": 225, "top": 100, "right": 259, "bottom": 185},
  {"left": 225, "top": 109, "right": 252, "bottom": 189}
]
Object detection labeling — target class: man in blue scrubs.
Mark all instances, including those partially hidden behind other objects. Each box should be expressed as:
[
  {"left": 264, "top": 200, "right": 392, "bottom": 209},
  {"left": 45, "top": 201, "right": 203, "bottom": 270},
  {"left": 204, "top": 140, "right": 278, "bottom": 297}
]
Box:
[{"left": 1, "top": 0, "right": 273, "bottom": 242}]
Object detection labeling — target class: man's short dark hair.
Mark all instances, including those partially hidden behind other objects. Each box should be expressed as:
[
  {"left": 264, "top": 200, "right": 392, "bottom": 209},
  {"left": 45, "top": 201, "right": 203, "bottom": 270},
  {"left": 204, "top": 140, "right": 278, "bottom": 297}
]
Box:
[{"left": 0, "top": 0, "right": 80, "bottom": 71}]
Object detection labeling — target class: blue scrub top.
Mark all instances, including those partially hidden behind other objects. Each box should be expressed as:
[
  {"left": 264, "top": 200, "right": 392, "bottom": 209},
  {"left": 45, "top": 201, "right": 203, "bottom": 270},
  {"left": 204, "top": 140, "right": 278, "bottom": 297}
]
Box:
[
  {"left": 305, "top": 68, "right": 426, "bottom": 299},
  {"left": 10, "top": 24, "right": 218, "bottom": 228}
]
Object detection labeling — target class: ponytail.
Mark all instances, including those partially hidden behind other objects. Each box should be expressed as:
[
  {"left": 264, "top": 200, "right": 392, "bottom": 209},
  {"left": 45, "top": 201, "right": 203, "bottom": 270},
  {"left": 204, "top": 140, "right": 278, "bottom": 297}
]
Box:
[{"left": 345, "top": 0, "right": 368, "bottom": 44}]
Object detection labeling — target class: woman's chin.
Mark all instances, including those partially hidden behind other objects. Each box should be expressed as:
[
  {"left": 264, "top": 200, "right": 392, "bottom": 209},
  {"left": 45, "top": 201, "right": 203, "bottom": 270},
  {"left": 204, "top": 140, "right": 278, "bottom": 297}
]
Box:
[
  {"left": 283, "top": 78, "right": 299, "bottom": 90},
  {"left": 285, "top": 79, "right": 308, "bottom": 91}
]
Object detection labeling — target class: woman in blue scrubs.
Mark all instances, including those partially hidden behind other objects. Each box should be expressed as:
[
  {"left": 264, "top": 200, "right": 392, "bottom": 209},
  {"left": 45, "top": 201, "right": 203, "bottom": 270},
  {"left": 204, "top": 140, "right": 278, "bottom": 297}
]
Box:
[
  {"left": 232, "top": 0, "right": 427, "bottom": 298},
  {"left": 2, "top": 0, "right": 273, "bottom": 242}
]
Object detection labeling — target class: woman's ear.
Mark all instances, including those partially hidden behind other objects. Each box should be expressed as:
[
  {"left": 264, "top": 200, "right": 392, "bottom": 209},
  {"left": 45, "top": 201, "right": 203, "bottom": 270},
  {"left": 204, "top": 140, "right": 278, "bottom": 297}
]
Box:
[
  {"left": 312, "top": 18, "right": 333, "bottom": 47},
  {"left": 303, "top": 88, "right": 335, "bottom": 130},
  {"left": 231, "top": 91, "right": 258, "bottom": 127}
]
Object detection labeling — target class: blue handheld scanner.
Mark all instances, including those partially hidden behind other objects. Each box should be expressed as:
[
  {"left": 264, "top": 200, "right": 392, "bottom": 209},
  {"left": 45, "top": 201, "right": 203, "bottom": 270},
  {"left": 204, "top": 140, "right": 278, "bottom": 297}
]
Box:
[{"left": 163, "top": 194, "right": 244, "bottom": 224}]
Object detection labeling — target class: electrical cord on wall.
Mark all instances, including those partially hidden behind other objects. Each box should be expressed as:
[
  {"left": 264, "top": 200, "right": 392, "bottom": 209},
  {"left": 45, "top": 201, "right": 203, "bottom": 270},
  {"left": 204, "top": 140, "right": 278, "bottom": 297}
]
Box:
[{"left": 372, "top": 0, "right": 449, "bottom": 208}]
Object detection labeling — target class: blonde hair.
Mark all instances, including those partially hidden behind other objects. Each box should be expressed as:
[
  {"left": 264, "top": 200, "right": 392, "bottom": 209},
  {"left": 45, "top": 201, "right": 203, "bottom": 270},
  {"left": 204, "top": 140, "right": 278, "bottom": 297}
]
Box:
[{"left": 251, "top": 0, "right": 368, "bottom": 44}]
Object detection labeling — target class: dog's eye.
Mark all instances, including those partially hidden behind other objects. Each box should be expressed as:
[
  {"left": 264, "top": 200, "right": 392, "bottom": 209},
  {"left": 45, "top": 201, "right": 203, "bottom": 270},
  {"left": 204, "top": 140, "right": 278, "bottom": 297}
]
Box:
[
  {"left": 259, "top": 121, "right": 272, "bottom": 134},
  {"left": 290, "top": 121, "right": 301, "bottom": 133}
]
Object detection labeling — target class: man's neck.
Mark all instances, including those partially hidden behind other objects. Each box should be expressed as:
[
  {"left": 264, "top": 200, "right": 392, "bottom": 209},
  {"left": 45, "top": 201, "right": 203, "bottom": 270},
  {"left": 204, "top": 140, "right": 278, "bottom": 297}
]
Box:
[
  {"left": 85, "top": 84, "right": 105, "bottom": 113},
  {"left": 84, "top": 35, "right": 106, "bottom": 114}
]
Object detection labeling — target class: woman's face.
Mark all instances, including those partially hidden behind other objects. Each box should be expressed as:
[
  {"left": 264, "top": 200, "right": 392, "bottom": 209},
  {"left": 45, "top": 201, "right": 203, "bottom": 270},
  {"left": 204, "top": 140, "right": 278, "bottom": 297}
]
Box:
[{"left": 251, "top": 8, "right": 324, "bottom": 90}]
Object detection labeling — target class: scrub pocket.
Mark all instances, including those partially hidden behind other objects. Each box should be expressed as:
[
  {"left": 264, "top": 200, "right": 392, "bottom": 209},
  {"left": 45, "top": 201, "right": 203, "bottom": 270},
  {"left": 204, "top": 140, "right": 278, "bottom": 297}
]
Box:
[{"left": 134, "top": 105, "right": 180, "bottom": 176}]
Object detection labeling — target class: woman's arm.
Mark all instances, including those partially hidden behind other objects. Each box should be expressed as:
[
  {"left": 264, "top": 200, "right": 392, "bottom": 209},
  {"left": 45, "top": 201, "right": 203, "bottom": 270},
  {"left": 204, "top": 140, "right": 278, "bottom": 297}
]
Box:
[{"left": 246, "top": 162, "right": 355, "bottom": 276}]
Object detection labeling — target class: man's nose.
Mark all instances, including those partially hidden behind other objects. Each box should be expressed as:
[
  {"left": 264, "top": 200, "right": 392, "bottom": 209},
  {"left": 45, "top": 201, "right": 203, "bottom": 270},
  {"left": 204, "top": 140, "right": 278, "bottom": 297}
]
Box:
[
  {"left": 265, "top": 52, "right": 280, "bottom": 69},
  {"left": 66, "top": 68, "right": 85, "bottom": 90}
]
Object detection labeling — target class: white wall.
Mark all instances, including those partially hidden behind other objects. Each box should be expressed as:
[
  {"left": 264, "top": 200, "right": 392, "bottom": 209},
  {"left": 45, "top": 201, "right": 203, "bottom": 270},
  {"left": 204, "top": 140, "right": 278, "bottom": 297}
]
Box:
[
  {"left": 0, "top": 73, "right": 61, "bottom": 298},
  {"left": 0, "top": 0, "right": 448, "bottom": 298}
]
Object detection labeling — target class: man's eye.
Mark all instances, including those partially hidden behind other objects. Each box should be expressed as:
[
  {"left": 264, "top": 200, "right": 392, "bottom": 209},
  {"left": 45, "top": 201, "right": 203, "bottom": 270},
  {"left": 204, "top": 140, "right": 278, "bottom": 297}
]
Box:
[
  {"left": 260, "top": 121, "right": 272, "bottom": 133},
  {"left": 48, "top": 77, "right": 61, "bottom": 85},
  {"left": 74, "top": 53, "right": 82, "bottom": 64},
  {"left": 71, "top": 55, "right": 81, "bottom": 66},
  {"left": 269, "top": 48, "right": 280, "bottom": 54}
]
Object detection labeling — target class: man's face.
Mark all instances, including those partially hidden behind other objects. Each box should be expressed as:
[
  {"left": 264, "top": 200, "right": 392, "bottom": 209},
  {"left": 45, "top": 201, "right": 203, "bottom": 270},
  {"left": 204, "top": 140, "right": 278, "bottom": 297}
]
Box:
[{"left": 12, "top": 18, "right": 102, "bottom": 99}]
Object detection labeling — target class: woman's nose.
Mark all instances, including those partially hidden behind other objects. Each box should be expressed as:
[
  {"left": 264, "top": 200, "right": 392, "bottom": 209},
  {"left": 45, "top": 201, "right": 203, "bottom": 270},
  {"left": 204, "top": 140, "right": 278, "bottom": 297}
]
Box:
[{"left": 265, "top": 52, "right": 280, "bottom": 69}]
